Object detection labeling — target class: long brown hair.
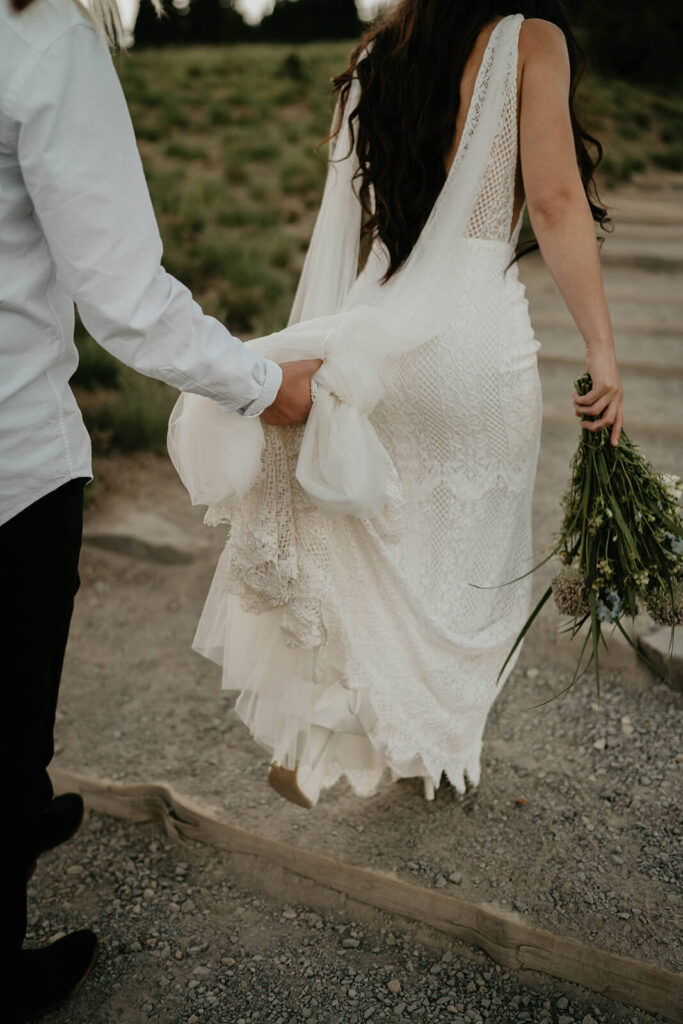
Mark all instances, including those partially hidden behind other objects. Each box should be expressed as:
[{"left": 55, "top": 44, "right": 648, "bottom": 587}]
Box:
[{"left": 333, "top": 0, "right": 609, "bottom": 281}]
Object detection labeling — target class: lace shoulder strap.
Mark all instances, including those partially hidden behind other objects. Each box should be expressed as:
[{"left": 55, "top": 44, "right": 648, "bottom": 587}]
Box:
[
  {"left": 414, "top": 13, "right": 524, "bottom": 253},
  {"left": 466, "top": 14, "right": 524, "bottom": 242}
]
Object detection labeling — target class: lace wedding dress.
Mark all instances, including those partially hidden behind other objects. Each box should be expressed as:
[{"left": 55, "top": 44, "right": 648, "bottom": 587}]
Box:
[{"left": 168, "top": 14, "right": 542, "bottom": 800}]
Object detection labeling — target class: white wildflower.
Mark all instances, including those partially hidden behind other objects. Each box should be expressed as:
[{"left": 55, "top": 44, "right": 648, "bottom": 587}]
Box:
[{"left": 660, "top": 473, "right": 683, "bottom": 504}]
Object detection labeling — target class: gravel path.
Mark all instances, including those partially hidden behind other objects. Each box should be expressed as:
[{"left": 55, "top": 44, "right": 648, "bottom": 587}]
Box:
[{"left": 30, "top": 812, "right": 664, "bottom": 1024}]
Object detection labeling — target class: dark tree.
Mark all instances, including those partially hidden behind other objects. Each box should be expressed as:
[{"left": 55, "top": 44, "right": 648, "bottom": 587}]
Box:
[
  {"left": 259, "top": 0, "right": 361, "bottom": 43},
  {"left": 580, "top": 0, "right": 683, "bottom": 85},
  {"left": 133, "top": 0, "right": 181, "bottom": 46},
  {"left": 186, "top": 0, "right": 223, "bottom": 43},
  {"left": 562, "top": 0, "right": 681, "bottom": 86},
  {"left": 134, "top": 0, "right": 253, "bottom": 47}
]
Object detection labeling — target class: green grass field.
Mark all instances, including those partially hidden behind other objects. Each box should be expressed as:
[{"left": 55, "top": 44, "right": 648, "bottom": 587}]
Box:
[{"left": 74, "top": 41, "right": 683, "bottom": 452}]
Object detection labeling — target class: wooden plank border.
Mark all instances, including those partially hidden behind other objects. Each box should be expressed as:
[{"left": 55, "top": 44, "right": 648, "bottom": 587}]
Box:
[{"left": 51, "top": 768, "right": 683, "bottom": 1023}]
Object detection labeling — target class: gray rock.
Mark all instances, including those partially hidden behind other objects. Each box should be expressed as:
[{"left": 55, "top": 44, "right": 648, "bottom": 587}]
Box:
[
  {"left": 84, "top": 510, "right": 207, "bottom": 565},
  {"left": 638, "top": 626, "right": 683, "bottom": 691}
]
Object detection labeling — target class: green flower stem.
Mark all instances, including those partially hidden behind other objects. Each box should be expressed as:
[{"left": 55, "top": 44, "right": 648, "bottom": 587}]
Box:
[{"left": 491, "top": 371, "right": 682, "bottom": 698}]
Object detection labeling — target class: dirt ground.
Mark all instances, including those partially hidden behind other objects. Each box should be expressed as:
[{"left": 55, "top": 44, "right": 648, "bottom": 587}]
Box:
[
  {"left": 50, "top": 173, "right": 683, "bottom": 1019},
  {"left": 29, "top": 813, "right": 669, "bottom": 1024}
]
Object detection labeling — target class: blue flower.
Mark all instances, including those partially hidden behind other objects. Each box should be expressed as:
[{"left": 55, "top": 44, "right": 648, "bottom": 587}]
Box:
[
  {"left": 596, "top": 589, "right": 623, "bottom": 622},
  {"left": 665, "top": 532, "right": 683, "bottom": 556}
]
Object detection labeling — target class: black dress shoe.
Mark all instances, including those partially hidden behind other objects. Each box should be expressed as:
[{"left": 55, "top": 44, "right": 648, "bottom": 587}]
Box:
[
  {"left": 1, "top": 929, "right": 98, "bottom": 1023},
  {"left": 27, "top": 794, "right": 84, "bottom": 878}
]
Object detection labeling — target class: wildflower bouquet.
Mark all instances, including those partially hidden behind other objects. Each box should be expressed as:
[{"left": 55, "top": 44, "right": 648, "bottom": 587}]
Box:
[{"left": 497, "top": 373, "right": 683, "bottom": 695}]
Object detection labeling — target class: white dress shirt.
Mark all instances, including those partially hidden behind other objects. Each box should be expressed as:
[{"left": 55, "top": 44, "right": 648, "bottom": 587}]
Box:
[{"left": 0, "top": 0, "right": 283, "bottom": 526}]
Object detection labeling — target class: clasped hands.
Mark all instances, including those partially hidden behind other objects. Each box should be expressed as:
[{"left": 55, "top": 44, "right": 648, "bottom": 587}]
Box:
[{"left": 261, "top": 359, "right": 323, "bottom": 427}]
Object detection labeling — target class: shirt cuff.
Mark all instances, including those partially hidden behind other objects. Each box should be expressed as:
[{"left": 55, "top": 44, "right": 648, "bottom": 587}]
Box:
[{"left": 235, "top": 359, "right": 283, "bottom": 419}]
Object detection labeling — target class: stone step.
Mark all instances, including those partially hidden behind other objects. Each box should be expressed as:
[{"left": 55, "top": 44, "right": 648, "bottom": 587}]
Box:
[
  {"left": 532, "top": 325, "right": 683, "bottom": 369},
  {"left": 532, "top": 315, "right": 683, "bottom": 340},
  {"left": 538, "top": 360, "right": 683, "bottom": 443},
  {"left": 527, "top": 285, "right": 683, "bottom": 319},
  {"left": 538, "top": 349, "right": 683, "bottom": 381},
  {"left": 638, "top": 627, "right": 683, "bottom": 692},
  {"left": 599, "top": 235, "right": 683, "bottom": 269},
  {"left": 520, "top": 253, "right": 683, "bottom": 306},
  {"left": 605, "top": 170, "right": 683, "bottom": 197},
  {"left": 605, "top": 198, "right": 683, "bottom": 228},
  {"left": 83, "top": 509, "right": 209, "bottom": 564},
  {"left": 608, "top": 221, "right": 683, "bottom": 241}
]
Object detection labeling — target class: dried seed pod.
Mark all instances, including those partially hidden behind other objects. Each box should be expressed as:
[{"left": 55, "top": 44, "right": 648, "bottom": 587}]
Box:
[
  {"left": 552, "top": 566, "right": 589, "bottom": 618},
  {"left": 645, "top": 576, "right": 683, "bottom": 627}
]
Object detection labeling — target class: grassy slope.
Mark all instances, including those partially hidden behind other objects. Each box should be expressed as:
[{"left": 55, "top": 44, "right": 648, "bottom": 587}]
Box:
[{"left": 75, "top": 42, "right": 683, "bottom": 451}]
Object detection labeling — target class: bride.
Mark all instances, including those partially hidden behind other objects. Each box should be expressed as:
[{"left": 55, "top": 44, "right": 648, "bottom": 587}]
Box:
[{"left": 170, "top": 0, "right": 624, "bottom": 808}]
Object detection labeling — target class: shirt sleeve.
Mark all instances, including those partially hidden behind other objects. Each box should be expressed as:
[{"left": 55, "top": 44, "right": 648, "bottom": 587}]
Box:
[{"left": 12, "top": 23, "right": 282, "bottom": 418}]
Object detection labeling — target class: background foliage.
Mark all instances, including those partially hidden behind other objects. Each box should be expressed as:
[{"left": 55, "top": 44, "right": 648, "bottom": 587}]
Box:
[
  {"left": 134, "top": 0, "right": 683, "bottom": 91},
  {"left": 75, "top": 2, "right": 683, "bottom": 452},
  {"left": 134, "top": 0, "right": 361, "bottom": 47},
  {"left": 570, "top": 0, "right": 683, "bottom": 87}
]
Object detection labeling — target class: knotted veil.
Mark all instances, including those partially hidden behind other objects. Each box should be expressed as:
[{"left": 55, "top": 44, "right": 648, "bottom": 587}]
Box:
[{"left": 168, "top": 16, "right": 520, "bottom": 532}]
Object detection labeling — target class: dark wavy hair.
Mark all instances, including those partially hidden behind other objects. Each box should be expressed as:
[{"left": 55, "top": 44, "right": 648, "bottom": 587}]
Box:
[{"left": 332, "top": 0, "right": 609, "bottom": 281}]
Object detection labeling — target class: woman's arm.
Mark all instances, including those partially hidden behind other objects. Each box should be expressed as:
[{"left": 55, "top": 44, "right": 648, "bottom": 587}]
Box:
[
  {"left": 13, "top": 20, "right": 313, "bottom": 425},
  {"left": 518, "top": 18, "right": 623, "bottom": 446}
]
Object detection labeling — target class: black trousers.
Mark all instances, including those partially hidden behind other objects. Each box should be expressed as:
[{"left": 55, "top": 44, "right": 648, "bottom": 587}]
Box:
[{"left": 0, "top": 478, "right": 86, "bottom": 955}]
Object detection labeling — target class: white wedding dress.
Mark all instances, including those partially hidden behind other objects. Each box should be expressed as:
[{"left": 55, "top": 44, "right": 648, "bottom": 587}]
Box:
[{"left": 168, "top": 14, "right": 542, "bottom": 798}]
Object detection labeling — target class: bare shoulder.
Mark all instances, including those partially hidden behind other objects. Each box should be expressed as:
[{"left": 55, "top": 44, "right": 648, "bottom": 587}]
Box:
[{"left": 519, "top": 18, "right": 569, "bottom": 63}]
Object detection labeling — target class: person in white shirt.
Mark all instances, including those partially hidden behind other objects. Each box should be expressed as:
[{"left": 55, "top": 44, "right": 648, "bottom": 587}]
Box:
[{"left": 0, "top": 0, "right": 320, "bottom": 1017}]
